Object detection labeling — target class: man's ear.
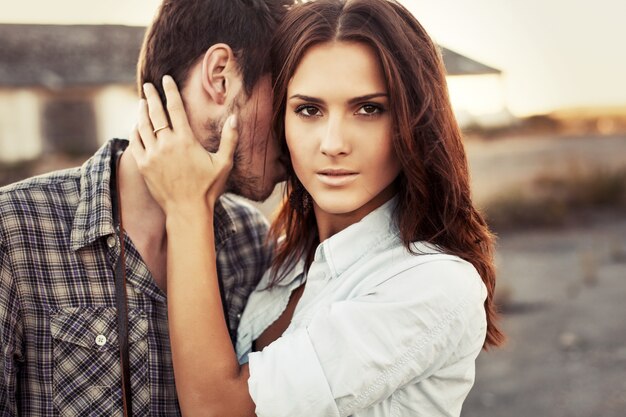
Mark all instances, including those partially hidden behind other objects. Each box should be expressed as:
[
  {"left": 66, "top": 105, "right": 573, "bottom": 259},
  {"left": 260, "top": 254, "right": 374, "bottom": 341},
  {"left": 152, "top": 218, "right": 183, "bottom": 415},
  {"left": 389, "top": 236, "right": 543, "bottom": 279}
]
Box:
[{"left": 201, "top": 43, "right": 236, "bottom": 106}]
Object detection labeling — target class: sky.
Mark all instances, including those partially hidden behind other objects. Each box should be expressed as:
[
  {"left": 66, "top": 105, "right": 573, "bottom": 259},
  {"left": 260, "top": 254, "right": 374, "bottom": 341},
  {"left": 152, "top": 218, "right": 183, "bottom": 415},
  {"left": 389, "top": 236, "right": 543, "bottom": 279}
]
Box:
[{"left": 1, "top": 0, "right": 625, "bottom": 116}]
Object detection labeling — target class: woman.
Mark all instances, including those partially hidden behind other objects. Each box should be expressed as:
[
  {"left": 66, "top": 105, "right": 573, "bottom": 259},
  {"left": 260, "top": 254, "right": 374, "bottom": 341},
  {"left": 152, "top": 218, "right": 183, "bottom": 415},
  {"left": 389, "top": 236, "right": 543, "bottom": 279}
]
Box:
[{"left": 131, "top": 0, "right": 503, "bottom": 416}]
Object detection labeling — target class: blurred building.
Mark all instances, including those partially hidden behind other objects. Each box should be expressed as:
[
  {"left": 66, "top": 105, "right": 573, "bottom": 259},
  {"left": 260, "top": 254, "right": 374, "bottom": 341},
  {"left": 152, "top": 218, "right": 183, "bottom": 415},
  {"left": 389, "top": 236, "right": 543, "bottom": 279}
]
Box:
[
  {"left": 0, "top": 24, "right": 143, "bottom": 162},
  {"left": 442, "top": 48, "right": 514, "bottom": 130},
  {"left": 0, "top": 24, "right": 510, "bottom": 163}
]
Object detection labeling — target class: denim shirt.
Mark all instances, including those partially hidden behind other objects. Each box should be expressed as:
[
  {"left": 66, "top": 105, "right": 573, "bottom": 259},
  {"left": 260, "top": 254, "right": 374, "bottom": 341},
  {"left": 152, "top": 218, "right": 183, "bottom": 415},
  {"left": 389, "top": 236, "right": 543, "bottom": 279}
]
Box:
[{"left": 236, "top": 198, "right": 488, "bottom": 417}]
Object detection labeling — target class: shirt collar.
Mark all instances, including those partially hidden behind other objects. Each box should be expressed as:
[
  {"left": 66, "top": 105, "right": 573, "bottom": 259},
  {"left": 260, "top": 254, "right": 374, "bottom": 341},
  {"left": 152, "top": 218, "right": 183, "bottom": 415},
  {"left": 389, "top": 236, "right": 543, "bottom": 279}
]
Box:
[
  {"left": 264, "top": 197, "right": 400, "bottom": 289},
  {"left": 70, "top": 139, "right": 237, "bottom": 251},
  {"left": 70, "top": 139, "right": 121, "bottom": 251},
  {"left": 316, "top": 196, "right": 400, "bottom": 279}
]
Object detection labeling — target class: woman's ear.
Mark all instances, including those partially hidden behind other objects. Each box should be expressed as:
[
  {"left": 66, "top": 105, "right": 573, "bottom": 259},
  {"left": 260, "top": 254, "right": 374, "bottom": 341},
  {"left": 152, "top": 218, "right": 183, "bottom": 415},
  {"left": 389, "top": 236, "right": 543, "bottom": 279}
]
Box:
[{"left": 201, "top": 43, "right": 235, "bottom": 106}]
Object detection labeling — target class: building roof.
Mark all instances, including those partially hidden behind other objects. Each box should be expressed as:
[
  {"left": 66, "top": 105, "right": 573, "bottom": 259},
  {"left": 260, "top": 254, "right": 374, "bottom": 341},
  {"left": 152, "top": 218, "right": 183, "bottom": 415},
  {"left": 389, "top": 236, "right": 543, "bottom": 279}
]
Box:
[
  {"left": 0, "top": 24, "right": 145, "bottom": 88},
  {"left": 441, "top": 47, "right": 501, "bottom": 76},
  {"left": 0, "top": 23, "right": 500, "bottom": 88}
]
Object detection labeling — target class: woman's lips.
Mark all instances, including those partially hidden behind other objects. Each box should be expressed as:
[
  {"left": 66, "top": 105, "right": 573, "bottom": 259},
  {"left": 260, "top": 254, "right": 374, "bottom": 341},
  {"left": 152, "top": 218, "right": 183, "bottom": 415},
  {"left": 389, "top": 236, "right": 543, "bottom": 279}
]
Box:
[{"left": 315, "top": 169, "right": 358, "bottom": 186}]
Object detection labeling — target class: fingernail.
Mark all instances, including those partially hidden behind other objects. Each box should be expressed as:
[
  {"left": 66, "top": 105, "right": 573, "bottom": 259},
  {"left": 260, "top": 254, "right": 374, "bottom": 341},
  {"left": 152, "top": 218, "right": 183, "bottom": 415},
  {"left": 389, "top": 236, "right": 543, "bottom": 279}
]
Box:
[
  {"left": 163, "top": 75, "right": 173, "bottom": 84},
  {"left": 229, "top": 114, "right": 237, "bottom": 129}
]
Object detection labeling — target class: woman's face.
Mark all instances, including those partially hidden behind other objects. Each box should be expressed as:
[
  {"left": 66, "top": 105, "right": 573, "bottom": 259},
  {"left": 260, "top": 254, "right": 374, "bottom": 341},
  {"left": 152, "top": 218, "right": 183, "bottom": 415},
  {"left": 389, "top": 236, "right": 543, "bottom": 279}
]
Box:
[{"left": 285, "top": 41, "right": 401, "bottom": 219}]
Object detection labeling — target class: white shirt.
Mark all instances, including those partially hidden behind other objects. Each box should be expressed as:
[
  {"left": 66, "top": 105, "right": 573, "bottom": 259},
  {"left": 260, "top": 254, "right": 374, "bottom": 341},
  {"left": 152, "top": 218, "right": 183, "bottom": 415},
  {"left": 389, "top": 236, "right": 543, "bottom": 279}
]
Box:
[{"left": 236, "top": 198, "right": 488, "bottom": 417}]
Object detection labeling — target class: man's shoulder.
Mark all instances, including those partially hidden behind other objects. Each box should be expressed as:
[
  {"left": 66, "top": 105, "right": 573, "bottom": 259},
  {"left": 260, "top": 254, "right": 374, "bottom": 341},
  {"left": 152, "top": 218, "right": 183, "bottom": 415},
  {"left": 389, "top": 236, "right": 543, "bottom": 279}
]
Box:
[
  {"left": 0, "top": 168, "right": 82, "bottom": 238},
  {"left": 0, "top": 167, "right": 81, "bottom": 197},
  {"left": 218, "top": 193, "right": 270, "bottom": 231},
  {"left": 0, "top": 167, "right": 82, "bottom": 209},
  {"left": 215, "top": 194, "right": 274, "bottom": 262}
]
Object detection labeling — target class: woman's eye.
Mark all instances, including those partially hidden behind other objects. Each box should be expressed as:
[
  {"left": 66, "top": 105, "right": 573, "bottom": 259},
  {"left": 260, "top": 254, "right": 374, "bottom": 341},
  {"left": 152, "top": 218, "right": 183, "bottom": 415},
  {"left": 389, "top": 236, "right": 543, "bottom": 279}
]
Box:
[
  {"left": 356, "top": 104, "right": 383, "bottom": 116},
  {"left": 295, "top": 105, "right": 322, "bottom": 117}
]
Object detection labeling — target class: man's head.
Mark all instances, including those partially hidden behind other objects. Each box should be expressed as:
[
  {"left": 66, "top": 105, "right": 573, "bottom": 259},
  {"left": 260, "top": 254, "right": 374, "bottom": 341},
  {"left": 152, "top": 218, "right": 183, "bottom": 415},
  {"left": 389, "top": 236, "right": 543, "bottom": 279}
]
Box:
[{"left": 137, "top": 0, "right": 291, "bottom": 201}]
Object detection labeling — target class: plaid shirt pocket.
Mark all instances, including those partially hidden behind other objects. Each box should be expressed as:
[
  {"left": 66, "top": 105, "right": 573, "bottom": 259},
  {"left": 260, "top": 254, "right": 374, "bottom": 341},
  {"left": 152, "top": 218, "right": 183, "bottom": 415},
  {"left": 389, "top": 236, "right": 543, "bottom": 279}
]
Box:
[{"left": 50, "top": 307, "right": 150, "bottom": 417}]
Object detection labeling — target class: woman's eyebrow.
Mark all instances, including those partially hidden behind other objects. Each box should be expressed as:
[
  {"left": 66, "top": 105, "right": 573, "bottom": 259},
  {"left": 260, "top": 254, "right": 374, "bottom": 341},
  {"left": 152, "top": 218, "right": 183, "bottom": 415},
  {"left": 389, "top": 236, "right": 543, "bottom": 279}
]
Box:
[
  {"left": 288, "top": 94, "right": 324, "bottom": 104},
  {"left": 288, "top": 93, "right": 389, "bottom": 104},
  {"left": 347, "top": 93, "right": 388, "bottom": 105}
]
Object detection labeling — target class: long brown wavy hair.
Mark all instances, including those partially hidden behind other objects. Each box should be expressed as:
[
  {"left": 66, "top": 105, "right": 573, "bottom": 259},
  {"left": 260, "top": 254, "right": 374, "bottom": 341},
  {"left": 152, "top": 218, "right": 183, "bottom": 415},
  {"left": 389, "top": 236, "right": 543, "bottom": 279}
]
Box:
[{"left": 268, "top": 0, "right": 504, "bottom": 348}]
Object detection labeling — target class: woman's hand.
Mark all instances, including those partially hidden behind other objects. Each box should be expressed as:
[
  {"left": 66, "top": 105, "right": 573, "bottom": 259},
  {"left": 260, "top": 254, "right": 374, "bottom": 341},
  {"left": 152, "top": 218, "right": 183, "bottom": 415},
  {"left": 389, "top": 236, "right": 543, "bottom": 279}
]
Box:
[{"left": 129, "top": 75, "right": 238, "bottom": 215}]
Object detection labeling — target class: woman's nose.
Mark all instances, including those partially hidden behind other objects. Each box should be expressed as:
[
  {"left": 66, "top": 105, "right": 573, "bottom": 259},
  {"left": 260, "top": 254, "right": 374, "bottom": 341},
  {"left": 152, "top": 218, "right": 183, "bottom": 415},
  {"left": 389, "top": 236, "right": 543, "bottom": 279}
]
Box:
[{"left": 320, "top": 117, "right": 350, "bottom": 156}]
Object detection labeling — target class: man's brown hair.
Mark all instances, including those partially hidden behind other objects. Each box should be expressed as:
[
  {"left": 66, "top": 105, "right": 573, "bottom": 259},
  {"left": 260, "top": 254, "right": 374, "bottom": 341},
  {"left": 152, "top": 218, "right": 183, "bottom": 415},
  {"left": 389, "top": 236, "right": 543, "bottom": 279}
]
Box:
[{"left": 138, "top": 0, "right": 291, "bottom": 101}]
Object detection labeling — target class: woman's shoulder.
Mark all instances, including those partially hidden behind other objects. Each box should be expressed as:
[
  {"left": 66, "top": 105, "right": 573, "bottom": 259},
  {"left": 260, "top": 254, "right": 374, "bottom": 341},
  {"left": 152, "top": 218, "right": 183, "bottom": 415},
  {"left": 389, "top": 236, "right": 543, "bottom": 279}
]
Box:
[
  {"left": 361, "top": 240, "right": 485, "bottom": 302},
  {"left": 368, "top": 240, "right": 473, "bottom": 273}
]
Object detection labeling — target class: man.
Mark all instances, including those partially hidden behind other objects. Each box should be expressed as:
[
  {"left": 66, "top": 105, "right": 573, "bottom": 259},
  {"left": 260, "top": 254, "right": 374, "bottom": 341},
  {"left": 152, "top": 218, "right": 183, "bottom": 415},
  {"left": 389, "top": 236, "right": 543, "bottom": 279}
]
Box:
[{"left": 0, "top": 0, "right": 291, "bottom": 415}]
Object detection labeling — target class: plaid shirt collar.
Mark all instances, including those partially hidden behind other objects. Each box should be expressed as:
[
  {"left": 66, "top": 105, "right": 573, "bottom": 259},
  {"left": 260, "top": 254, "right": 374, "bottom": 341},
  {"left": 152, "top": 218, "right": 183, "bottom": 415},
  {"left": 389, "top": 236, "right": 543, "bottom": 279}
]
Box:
[{"left": 69, "top": 139, "right": 236, "bottom": 252}]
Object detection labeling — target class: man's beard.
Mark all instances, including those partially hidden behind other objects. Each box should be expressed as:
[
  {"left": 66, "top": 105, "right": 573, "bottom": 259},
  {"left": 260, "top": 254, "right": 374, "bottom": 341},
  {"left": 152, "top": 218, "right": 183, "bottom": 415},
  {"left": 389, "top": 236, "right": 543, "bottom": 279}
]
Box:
[{"left": 201, "top": 100, "right": 271, "bottom": 202}]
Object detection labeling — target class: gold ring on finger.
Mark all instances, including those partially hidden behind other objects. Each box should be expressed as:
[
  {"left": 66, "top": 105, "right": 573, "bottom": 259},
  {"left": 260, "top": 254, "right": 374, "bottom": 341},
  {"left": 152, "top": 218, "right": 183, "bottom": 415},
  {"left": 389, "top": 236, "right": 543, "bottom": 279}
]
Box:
[{"left": 153, "top": 125, "right": 169, "bottom": 134}]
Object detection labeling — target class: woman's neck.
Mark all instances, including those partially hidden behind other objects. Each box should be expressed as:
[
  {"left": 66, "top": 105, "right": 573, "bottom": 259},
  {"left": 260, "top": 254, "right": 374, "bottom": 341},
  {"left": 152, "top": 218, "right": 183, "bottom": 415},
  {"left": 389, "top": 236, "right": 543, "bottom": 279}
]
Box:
[
  {"left": 314, "top": 209, "right": 358, "bottom": 243},
  {"left": 314, "top": 188, "right": 397, "bottom": 242}
]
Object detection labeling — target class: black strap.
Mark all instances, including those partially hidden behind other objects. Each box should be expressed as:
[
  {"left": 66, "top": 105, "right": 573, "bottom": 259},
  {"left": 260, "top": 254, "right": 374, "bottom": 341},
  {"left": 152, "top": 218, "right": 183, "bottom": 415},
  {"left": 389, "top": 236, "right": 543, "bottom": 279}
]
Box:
[
  {"left": 108, "top": 142, "right": 233, "bottom": 415},
  {"left": 110, "top": 147, "right": 133, "bottom": 417}
]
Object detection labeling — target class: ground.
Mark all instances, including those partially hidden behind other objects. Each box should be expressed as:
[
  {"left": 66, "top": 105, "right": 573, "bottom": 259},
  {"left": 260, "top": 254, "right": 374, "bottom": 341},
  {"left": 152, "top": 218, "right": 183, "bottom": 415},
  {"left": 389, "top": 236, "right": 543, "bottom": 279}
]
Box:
[
  {"left": 463, "top": 218, "right": 626, "bottom": 417},
  {"left": 465, "top": 133, "right": 626, "bottom": 205},
  {"left": 460, "top": 133, "right": 626, "bottom": 416}
]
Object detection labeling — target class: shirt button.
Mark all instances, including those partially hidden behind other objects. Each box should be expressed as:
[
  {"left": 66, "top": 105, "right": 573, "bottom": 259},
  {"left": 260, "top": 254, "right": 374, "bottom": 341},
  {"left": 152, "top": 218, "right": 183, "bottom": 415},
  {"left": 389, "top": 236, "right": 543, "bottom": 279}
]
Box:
[
  {"left": 95, "top": 335, "right": 107, "bottom": 346},
  {"left": 237, "top": 313, "right": 242, "bottom": 319},
  {"left": 106, "top": 236, "right": 117, "bottom": 248}
]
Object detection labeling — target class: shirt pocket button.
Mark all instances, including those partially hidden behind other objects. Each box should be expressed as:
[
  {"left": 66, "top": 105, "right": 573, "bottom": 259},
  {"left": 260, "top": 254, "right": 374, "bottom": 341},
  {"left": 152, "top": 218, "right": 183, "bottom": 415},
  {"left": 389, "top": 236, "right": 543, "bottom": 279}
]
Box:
[{"left": 95, "top": 334, "right": 107, "bottom": 346}]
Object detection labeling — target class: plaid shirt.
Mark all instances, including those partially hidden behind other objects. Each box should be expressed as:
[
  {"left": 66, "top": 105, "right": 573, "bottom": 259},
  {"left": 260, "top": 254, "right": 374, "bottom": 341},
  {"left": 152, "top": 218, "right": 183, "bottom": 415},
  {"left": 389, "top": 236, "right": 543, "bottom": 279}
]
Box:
[{"left": 0, "top": 139, "right": 272, "bottom": 416}]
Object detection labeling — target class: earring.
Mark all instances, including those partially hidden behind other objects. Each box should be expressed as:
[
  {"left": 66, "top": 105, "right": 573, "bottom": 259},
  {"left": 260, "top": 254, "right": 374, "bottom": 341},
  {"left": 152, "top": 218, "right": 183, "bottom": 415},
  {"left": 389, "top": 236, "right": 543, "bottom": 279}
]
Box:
[{"left": 288, "top": 180, "right": 311, "bottom": 215}]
